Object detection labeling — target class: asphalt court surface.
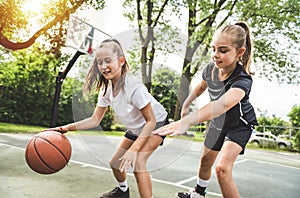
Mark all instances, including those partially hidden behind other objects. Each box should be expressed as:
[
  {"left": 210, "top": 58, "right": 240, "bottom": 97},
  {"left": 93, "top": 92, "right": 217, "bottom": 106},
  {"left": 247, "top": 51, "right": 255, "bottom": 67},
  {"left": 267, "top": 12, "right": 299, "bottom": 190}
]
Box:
[
  {"left": 1, "top": 133, "right": 300, "bottom": 198},
  {"left": 1, "top": 144, "right": 191, "bottom": 198}
]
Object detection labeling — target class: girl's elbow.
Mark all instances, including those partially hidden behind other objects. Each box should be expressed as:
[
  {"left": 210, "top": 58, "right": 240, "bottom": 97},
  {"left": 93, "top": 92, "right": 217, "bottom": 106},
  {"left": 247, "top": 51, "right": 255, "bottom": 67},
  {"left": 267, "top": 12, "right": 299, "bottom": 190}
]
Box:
[
  {"left": 91, "top": 116, "right": 101, "bottom": 127},
  {"left": 212, "top": 101, "right": 229, "bottom": 116},
  {"left": 146, "top": 118, "right": 156, "bottom": 130}
]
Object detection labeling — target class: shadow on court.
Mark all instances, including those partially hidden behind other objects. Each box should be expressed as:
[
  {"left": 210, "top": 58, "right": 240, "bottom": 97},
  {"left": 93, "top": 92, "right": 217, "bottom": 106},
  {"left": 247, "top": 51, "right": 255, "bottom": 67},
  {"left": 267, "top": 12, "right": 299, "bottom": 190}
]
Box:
[{"left": 0, "top": 144, "right": 190, "bottom": 198}]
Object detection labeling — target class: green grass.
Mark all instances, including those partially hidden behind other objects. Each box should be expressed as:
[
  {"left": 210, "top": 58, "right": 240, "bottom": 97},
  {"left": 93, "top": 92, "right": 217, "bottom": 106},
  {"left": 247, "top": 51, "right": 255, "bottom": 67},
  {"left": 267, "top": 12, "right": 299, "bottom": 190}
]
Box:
[
  {"left": 1, "top": 122, "right": 298, "bottom": 152},
  {"left": 0, "top": 122, "right": 46, "bottom": 133},
  {"left": 0, "top": 122, "right": 127, "bottom": 136},
  {"left": 174, "top": 131, "right": 205, "bottom": 142},
  {"left": 0, "top": 122, "right": 203, "bottom": 139}
]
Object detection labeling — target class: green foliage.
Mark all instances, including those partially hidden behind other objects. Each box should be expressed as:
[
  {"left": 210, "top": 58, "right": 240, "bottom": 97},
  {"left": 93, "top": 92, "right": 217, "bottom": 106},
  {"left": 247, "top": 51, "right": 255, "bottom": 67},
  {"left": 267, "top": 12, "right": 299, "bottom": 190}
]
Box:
[
  {"left": 55, "top": 73, "right": 113, "bottom": 130},
  {"left": 287, "top": 105, "right": 300, "bottom": 147},
  {"left": 0, "top": 44, "right": 58, "bottom": 126},
  {"left": 237, "top": 0, "right": 300, "bottom": 83},
  {"left": 288, "top": 105, "right": 300, "bottom": 128},
  {"left": 294, "top": 129, "right": 300, "bottom": 151},
  {"left": 63, "top": 56, "right": 114, "bottom": 131},
  {"left": 111, "top": 123, "right": 127, "bottom": 132},
  {"left": 123, "top": 0, "right": 184, "bottom": 90},
  {"left": 0, "top": 44, "right": 113, "bottom": 129},
  {"left": 0, "top": 0, "right": 28, "bottom": 36},
  {"left": 85, "top": 0, "right": 105, "bottom": 10},
  {"left": 256, "top": 115, "right": 290, "bottom": 136},
  {"left": 0, "top": 0, "right": 105, "bottom": 53},
  {"left": 151, "top": 67, "right": 180, "bottom": 119}
]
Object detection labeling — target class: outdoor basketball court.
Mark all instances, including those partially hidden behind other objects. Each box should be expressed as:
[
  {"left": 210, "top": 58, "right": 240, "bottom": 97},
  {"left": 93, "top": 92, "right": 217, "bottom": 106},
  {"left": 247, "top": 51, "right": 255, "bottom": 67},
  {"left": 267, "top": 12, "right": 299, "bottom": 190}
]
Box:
[
  {"left": 1, "top": 133, "right": 300, "bottom": 198},
  {"left": 2, "top": 16, "right": 299, "bottom": 198},
  {"left": 0, "top": 140, "right": 189, "bottom": 198}
]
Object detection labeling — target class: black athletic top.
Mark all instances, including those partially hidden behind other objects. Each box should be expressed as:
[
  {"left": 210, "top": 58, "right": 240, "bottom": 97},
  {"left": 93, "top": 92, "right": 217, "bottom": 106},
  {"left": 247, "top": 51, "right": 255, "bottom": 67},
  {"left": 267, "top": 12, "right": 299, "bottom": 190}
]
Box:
[{"left": 202, "top": 62, "right": 258, "bottom": 129}]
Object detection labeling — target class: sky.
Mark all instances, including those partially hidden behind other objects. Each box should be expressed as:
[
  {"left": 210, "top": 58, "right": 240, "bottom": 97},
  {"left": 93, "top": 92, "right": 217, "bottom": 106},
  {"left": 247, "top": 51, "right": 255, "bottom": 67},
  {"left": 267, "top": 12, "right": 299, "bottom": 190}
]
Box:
[{"left": 75, "top": 2, "right": 299, "bottom": 121}]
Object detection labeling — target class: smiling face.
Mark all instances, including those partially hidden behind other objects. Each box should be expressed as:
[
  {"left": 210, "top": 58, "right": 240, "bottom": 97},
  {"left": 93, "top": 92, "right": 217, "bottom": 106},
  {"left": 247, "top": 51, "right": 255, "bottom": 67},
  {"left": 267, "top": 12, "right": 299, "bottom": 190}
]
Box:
[
  {"left": 95, "top": 46, "right": 125, "bottom": 85},
  {"left": 211, "top": 33, "right": 245, "bottom": 70}
]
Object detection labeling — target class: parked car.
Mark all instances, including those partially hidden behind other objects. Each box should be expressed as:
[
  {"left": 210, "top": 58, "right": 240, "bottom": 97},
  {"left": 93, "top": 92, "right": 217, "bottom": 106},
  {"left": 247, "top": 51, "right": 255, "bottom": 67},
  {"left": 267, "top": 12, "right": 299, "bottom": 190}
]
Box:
[{"left": 249, "top": 131, "right": 292, "bottom": 150}]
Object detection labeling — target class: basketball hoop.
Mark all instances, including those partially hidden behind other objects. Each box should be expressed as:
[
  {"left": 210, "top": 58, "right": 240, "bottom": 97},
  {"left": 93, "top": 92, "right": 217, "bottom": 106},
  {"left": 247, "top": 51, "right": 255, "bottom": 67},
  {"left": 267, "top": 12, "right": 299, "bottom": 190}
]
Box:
[{"left": 65, "top": 15, "right": 111, "bottom": 55}]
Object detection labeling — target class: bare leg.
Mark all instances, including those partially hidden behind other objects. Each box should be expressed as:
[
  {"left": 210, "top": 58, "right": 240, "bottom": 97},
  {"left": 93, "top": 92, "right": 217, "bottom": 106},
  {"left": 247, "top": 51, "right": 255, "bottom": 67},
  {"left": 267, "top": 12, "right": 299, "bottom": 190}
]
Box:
[
  {"left": 215, "top": 141, "right": 242, "bottom": 198},
  {"left": 199, "top": 146, "right": 219, "bottom": 180},
  {"left": 133, "top": 134, "right": 162, "bottom": 198},
  {"left": 109, "top": 138, "right": 133, "bottom": 182}
]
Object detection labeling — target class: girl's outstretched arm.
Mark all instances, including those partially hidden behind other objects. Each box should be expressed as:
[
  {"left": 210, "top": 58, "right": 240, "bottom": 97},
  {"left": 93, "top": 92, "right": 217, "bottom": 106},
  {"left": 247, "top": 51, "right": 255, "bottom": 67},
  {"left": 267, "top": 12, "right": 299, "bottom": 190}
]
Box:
[
  {"left": 154, "top": 87, "right": 245, "bottom": 136},
  {"left": 44, "top": 106, "right": 107, "bottom": 133}
]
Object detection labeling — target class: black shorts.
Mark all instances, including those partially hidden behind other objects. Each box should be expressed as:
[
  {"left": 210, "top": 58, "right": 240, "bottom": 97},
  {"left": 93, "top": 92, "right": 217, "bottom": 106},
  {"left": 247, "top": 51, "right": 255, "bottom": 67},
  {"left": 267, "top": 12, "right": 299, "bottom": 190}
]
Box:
[
  {"left": 204, "top": 122, "right": 252, "bottom": 155},
  {"left": 124, "top": 116, "right": 169, "bottom": 146}
]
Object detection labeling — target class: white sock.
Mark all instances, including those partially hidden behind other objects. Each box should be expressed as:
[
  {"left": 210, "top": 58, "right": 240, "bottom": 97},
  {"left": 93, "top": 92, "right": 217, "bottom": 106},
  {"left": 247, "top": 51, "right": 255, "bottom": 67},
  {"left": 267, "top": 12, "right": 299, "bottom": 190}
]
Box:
[
  {"left": 118, "top": 180, "right": 128, "bottom": 192},
  {"left": 197, "top": 177, "right": 210, "bottom": 187}
]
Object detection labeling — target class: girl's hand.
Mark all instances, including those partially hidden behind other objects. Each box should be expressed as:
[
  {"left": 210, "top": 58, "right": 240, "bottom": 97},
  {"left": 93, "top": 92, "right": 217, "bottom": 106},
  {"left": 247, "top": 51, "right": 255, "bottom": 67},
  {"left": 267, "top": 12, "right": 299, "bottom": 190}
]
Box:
[
  {"left": 42, "top": 126, "right": 68, "bottom": 134},
  {"left": 152, "top": 120, "right": 190, "bottom": 137},
  {"left": 119, "top": 151, "right": 137, "bottom": 172}
]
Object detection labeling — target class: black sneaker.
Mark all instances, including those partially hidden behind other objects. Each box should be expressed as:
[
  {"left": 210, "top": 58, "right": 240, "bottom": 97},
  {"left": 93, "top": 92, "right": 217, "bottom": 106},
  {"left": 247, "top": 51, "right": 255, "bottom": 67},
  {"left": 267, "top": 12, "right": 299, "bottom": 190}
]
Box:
[
  {"left": 176, "top": 191, "right": 204, "bottom": 198},
  {"left": 100, "top": 187, "right": 130, "bottom": 198}
]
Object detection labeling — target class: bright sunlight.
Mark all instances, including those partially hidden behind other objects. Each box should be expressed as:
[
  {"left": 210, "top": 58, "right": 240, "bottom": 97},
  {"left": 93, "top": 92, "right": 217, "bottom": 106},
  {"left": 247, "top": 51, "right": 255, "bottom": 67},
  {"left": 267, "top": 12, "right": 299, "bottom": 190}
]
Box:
[
  {"left": 20, "top": 0, "right": 52, "bottom": 34},
  {"left": 21, "top": 0, "right": 48, "bottom": 13}
]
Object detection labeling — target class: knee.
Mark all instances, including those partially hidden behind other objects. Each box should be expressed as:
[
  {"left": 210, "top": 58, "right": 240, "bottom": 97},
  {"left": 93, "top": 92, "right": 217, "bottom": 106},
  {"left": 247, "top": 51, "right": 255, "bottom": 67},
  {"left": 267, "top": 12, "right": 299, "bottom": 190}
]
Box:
[
  {"left": 133, "top": 156, "right": 147, "bottom": 172},
  {"left": 215, "top": 163, "right": 231, "bottom": 180},
  {"left": 109, "top": 158, "right": 120, "bottom": 170}
]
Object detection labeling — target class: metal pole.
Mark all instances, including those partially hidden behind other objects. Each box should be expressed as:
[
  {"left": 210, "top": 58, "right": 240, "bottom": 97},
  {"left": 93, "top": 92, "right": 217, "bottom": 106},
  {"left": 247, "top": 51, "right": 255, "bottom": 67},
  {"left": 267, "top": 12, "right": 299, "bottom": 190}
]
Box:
[{"left": 50, "top": 51, "right": 84, "bottom": 127}]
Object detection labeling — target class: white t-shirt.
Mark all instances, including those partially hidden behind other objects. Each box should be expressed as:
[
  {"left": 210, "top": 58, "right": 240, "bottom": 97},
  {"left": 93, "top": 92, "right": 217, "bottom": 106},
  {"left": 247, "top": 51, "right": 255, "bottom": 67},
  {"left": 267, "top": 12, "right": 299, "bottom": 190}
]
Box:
[{"left": 97, "top": 74, "right": 167, "bottom": 135}]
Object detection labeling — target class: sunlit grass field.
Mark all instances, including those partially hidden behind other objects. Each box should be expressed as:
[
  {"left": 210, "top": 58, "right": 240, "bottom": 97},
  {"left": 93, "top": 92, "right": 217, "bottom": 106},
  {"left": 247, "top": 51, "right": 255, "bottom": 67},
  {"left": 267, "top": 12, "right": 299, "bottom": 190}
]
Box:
[
  {"left": 3, "top": 122, "right": 295, "bottom": 152},
  {"left": 0, "top": 122, "right": 205, "bottom": 141},
  {"left": 1, "top": 122, "right": 297, "bottom": 153}
]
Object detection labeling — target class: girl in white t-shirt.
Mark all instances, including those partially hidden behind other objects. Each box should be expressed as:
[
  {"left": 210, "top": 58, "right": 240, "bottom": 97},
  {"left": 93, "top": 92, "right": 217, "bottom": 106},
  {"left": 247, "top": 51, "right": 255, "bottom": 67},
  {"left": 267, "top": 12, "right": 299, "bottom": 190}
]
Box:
[{"left": 47, "top": 39, "right": 168, "bottom": 198}]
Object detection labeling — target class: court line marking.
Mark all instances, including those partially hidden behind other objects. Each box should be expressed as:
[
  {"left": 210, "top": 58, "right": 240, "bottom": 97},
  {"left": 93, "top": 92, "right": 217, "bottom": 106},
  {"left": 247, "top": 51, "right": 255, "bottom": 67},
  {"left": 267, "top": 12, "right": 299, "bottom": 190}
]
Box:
[
  {"left": 176, "top": 158, "right": 249, "bottom": 185},
  {"left": 0, "top": 142, "right": 223, "bottom": 197},
  {"left": 239, "top": 157, "right": 300, "bottom": 170},
  {"left": 3, "top": 139, "right": 300, "bottom": 195}
]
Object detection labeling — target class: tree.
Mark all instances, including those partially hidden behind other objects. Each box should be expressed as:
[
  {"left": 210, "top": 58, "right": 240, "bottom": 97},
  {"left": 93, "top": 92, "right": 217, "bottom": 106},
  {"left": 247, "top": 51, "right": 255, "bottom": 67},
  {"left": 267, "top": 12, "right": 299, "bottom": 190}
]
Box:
[
  {"left": 0, "top": 44, "right": 60, "bottom": 126},
  {"left": 173, "top": 0, "right": 300, "bottom": 119},
  {"left": 288, "top": 105, "right": 300, "bottom": 128},
  {"left": 0, "top": 0, "right": 105, "bottom": 54},
  {"left": 123, "top": 0, "right": 182, "bottom": 91},
  {"left": 151, "top": 67, "right": 180, "bottom": 119},
  {"left": 256, "top": 115, "right": 290, "bottom": 136},
  {"left": 289, "top": 105, "right": 300, "bottom": 151}
]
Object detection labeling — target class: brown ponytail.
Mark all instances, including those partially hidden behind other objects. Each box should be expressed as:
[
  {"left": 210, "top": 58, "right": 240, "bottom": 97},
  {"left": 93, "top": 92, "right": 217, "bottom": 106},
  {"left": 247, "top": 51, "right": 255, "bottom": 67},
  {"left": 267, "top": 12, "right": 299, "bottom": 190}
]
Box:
[
  {"left": 215, "top": 22, "right": 254, "bottom": 75},
  {"left": 235, "top": 22, "right": 254, "bottom": 75}
]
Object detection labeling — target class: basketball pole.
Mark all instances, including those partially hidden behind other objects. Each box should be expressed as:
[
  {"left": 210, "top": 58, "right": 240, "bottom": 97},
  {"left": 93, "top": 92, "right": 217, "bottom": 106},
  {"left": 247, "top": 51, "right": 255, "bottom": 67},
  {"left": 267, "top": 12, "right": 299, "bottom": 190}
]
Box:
[
  {"left": 50, "top": 51, "right": 84, "bottom": 127},
  {"left": 49, "top": 17, "right": 111, "bottom": 127}
]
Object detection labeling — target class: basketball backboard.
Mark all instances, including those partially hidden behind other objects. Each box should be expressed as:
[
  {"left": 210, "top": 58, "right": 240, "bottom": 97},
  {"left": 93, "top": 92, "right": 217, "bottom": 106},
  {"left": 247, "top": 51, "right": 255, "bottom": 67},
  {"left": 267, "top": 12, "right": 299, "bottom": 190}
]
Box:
[{"left": 65, "top": 15, "right": 111, "bottom": 55}]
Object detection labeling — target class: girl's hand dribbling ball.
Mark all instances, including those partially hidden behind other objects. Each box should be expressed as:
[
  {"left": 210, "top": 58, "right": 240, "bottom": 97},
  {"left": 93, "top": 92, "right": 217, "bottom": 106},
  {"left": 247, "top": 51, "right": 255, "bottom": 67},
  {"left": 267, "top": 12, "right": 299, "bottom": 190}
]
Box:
[{"left": 25, "top": 131, "right": 72, "bottom": 174}]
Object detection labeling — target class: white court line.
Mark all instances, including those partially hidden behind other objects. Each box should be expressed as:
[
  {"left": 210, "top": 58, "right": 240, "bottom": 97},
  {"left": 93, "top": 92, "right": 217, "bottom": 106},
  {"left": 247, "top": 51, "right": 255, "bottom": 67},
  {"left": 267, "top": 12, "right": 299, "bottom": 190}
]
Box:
[
  {"left": 0, "top": 142, "right": 25, "bottom": 150},
  {"left": 0, "top": 142, "right": 222, "bottom": 197},
  {"left": 240, "top": 157, "right": 300, "bottom": 170},
  {"left": 234, "top": 158, "right": 249, "bottom": 165},
  {"left": 176, "top": 158, "right": 249, "bottom": 185},
  {"left": 176, "top": 176, "right": 197, "bottom": 185}
]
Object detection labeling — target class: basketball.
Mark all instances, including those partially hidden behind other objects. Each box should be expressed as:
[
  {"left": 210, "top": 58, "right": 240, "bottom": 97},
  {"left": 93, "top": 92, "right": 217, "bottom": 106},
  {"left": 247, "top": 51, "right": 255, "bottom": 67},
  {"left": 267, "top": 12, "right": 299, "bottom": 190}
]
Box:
[{"left": 25, "top": 131, "right": 72, "bottom": 174}]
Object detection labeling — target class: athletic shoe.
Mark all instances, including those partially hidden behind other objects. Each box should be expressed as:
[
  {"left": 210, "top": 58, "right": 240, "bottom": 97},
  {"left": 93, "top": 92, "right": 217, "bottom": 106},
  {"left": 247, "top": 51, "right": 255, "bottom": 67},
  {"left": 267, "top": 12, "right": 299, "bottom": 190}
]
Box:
[
  {"left": 100, "top": 187, "right": 129, "bottom": 198},
  {"left": 176, "top": 191, "right": 205, "bottom": 198}
]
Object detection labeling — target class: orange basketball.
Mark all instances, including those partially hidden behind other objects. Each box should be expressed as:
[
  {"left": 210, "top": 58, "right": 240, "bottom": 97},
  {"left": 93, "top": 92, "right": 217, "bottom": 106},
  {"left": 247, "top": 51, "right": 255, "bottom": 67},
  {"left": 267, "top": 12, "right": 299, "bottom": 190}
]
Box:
[{"left": 25, "top": 131, "right": 72, "bottom": 174}]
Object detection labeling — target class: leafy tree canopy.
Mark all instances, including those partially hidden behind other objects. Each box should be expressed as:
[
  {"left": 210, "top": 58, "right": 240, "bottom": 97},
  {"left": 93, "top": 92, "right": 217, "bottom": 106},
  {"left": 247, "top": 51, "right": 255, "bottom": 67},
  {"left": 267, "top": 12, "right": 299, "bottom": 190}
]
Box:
[
  {"left": 288, "top": 105, "right": 300, "bottom": 128},
  {"left": 0, "top": 0, "right": 105, "bottom": 54},
  {"left": 256, "top": 115, "right": 290, "bottom": 136}
]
